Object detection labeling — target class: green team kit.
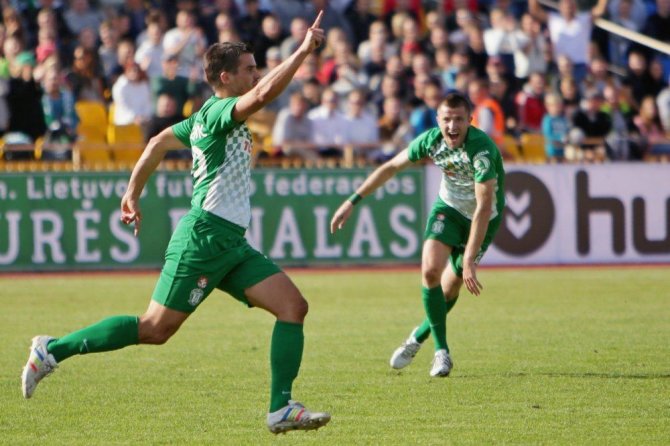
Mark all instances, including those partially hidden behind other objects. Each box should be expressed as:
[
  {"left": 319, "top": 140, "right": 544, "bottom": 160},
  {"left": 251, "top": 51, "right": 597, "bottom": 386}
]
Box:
[
  {"left": 158, "top": 96, "right": 281, "bottom": 312},
  {"left": 407, "top": 125, "right": 505, "bottom": 274}
]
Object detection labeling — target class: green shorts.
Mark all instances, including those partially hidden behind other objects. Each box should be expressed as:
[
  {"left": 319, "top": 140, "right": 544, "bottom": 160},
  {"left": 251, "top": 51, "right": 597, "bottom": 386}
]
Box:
[
  {"left": 151, "top": 208, "right": 282, "bottom": 313},
  {"left": 424, "top": 199, "right": 501, "bottom": 277}
]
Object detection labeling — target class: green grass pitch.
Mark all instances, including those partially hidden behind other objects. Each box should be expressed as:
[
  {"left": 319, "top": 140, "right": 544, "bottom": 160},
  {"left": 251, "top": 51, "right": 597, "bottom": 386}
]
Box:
[{"left": 1, "top": 267, "right": 668, "bottom": 445}]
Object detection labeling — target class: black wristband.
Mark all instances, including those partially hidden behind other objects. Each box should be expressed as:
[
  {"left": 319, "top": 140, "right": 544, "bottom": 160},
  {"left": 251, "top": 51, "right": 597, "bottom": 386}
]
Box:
[{"left": 348, "top": 193, "right": 362, "bottom": 205}]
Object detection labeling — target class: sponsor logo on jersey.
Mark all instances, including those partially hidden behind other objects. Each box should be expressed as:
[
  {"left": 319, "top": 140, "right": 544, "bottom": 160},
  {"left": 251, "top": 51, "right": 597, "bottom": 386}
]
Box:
[
  {"left": 188, "top": 288, "right": 205, "bottom": 306},
  {"left": 190, "top": 123, "right": 208, "bottom": 141}
]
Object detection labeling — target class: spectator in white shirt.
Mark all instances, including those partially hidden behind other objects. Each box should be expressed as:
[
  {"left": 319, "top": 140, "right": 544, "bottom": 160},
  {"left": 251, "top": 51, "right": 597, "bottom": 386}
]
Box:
[
  {"left": 111, "top": 61, "right": 152, "bottom": 126},
  {"left": 343, "top": 88, "right": 379, "bottom": 158},
  {"left": 307, "top": 87, "right": 348, "bottom": 159},
  {"left": 162, "top": 9, "right": 207, "bottom": 78},
  {"left": 134, "top": 13, "right": 164, "bottom": 79}
]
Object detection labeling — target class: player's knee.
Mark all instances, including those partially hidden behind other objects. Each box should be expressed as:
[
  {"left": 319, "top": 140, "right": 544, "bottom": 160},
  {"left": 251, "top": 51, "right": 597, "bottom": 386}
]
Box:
[
  {"left": 422, "top": 267, "right": 442, "bottom": 287},
  {"left": 280, "top": 296, "right": 308, "bottom": 322},
  {"left": 139, "top": 319, "right": 179, "bottom": 345}
]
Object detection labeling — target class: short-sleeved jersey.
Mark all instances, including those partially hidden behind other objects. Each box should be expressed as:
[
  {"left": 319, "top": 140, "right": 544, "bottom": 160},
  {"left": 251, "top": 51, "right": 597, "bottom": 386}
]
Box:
[
  {"left": 172, "top": 96, "right": 253, "bottom": 228},
  {"left": 407, "top": 126, "right": 505, "bottom": 220}
]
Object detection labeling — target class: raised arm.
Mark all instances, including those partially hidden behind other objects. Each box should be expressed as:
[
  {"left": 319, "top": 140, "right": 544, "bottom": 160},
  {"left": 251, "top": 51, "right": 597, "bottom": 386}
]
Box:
[
  {"left": 462, "top": 178, "right": 495, "bottom": 296},
  {"left": 528, "top": 0, "right": 548, "bottom": 23},
  {"left": 591, "top": 0, "right": 608, "bottom": 18},
  {"left": 120, "top": 127, "right": 184, "bottom": 236},
  {"left": 330, "top": 149, "right": 414, "bottom": 233},
  {"left": 232, "top": 12, "right": 324, "bottom": 122}
]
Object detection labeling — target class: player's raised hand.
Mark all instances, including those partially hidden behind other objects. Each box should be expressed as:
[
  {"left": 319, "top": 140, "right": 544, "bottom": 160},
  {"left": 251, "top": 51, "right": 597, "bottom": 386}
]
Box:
[
  {"left": 300, "top": 10, "right": 325, "bottom": 53},
  {"left": 330, "top": 201, "right": 354, "bottom": 234},
  {"left": 120, "top": 194, "right": 142, "bottom": 237}
]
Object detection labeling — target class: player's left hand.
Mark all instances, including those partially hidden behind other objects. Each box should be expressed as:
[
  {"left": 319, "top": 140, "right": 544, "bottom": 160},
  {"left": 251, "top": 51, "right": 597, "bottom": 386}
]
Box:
[
  {"left": 330, "top": 202, "right": 354, "bottom": 234},
  {"left": 463, "top": 260, "right": 483, "bottom": 296},
  {"left": 120, "top": 194, "right": 142, "bottom": 237}
]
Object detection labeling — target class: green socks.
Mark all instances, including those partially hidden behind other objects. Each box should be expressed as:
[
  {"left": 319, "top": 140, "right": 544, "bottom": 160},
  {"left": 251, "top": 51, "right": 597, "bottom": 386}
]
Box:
[
  {"left": 413, "top": 296, "right": 459, "bottom": 343},
  {"left": 422, "top": 286, "right": 449, "bottom": 352},
  {"left": 269, "top": 320, "right": 304, "bottom": 412},
  {"left": 46, "top": 316, "right": 139, "bottom": 363}
]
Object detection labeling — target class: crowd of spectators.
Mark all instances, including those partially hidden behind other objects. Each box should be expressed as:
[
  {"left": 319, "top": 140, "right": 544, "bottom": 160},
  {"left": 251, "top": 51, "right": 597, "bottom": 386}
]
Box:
[{"left": 1, "top": 0, "right": 670, "bottom": 165}]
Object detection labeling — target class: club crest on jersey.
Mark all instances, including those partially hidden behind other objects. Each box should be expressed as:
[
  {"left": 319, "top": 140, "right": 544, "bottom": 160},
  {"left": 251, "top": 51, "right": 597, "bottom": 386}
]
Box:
[
  {"left": 197, "top": 276, "right": 208, "bottom": 289},
  {"left": 188, "top": 288, "right": 204, "bottom": 306},
  {"left": 473, "top": 151, "right": 491, "bottom": 175}
]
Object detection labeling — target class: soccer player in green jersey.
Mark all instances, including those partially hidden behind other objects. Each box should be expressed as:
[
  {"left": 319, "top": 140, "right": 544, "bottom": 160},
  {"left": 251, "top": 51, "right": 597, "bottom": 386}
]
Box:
[
  {"left": 22, "top": 12, "right": 330, "bottom": 434},
  {"left": 331, "top": 91, "right": 505, "bottom": 377}
]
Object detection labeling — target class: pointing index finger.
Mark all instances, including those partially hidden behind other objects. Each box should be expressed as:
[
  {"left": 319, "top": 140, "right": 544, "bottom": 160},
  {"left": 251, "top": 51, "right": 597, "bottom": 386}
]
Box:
[{"left": 312, "top": 10, "right": 323, "bottom": 28}]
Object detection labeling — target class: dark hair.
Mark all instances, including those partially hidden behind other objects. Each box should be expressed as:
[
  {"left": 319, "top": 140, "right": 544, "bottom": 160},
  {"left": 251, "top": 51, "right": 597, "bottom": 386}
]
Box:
[
  {"left": 441, "top": 91, "right": 472, "bottom": 115},
  {"left": 203, "top": 41, "right": 254, "bottom": 89}
]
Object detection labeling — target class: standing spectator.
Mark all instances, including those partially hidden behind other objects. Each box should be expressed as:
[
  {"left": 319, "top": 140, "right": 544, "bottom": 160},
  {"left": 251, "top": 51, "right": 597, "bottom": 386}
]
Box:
[
  {"left": 41, "top": 66, "right": 78, "bottom": 160},
  {"left": 162, "top": 10, "right": 207, "bottom": 78},
  {"left": 640, "top": 0, "right": 670, "bottom": 50},
  {"left": 307, "top": 87, "right": 348, "bottom": 158},
  {"left": 608, "top": 0, "right": 642, "bottom": 67},
  {"left": 6, "top": 52, "right": 46, "bottom": 159},
  {"left": 357, "top": 20, "right": 396, "bottom": 65},
  {"left": 134, "top": 13, "right": 164, "bottom": 79},
  {"left": 625, "top": 50, "right": 657, "bottom": 108},
  {"left": 557, "top": 76, "right": 581, "bottom": 120},
  {"left": 468, "top": 77, "right": 506, "bottom": 152},
  {"left": 120, "top": 0, "right": 149, "bottom": 42},
  {"left": 237, "top": 0, "right": 270, "bottom": 44},
  {"left": 515, "top": 71, "right": 546, "bottom": 133},
  {"left": 529, "top": 0, "right": 608, "bottom": 84},
  {"left": 253, "top": 14, "right": 285, "bottom": 69},
  {"left": 483, "top": 8, "right": 523, "bottom": 76},
  {"left": 344, "top": 0, "right": 377, "bottom": 50},
  {"left": 111, "top": 62, "right": 152, "bottom": 126},
  {"left": 541, "top": 93, "right": 569, "bottom": 162},
  {"left": 64, "top": 45, "right": 105, "bottom": 102},
  {"left": 272, "top": 91, "right": 318, "bottom": 162},
  {"left": 513, "top": 13, "right": 547, "bottom": 87}
]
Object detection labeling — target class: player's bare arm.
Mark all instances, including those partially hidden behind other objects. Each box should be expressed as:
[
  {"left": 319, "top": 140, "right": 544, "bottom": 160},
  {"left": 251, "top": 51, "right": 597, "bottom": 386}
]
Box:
[
  {"left": 121, "top": 127, "right": 184, "bottom": 236},
  {"left": 233, "top": 11, "right": 324, "bottom": 122},
  {"left": 462, "top": 178, "right": 495, "bottom": 296},
  {"left": 330, "top": 149, "right": 413, "bottom": 233}
]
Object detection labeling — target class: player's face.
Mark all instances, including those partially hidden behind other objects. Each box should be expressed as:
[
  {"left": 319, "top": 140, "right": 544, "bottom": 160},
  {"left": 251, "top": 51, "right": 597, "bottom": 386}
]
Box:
[
  {"left": 227, "top": 53, "right": 260, "bottom": 95},
  {"left": 438, "top": 103, "right": 472, "bottom": 149}
]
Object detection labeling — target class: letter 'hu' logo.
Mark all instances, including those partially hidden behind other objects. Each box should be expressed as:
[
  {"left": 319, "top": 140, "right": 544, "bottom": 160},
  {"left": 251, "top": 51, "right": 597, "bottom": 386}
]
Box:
[{"left": 494, "top": 172, "right": 555, "bottom": 256}]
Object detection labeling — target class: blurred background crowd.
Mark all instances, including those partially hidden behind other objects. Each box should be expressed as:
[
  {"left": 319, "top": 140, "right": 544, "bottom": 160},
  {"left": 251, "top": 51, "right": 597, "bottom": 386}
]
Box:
[{"left": 2, "top": 0, "right": 670, "bottom": 168}]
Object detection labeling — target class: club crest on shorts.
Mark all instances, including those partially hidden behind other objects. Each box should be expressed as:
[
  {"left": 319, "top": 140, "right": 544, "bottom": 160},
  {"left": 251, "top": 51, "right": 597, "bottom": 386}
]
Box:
[
  {"left": 197, "top": 276, "right": 208, "bottom": 289},
  {"left": 189, "top": 288, "right": 204, "bottom": 306},
  {"left": 431, "top": 220, "right": 445, "bottom": 234}
]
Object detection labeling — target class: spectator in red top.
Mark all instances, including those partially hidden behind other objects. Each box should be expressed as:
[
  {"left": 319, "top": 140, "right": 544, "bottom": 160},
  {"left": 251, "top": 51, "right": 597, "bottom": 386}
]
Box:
[{"left": 515, "top": 71, "right": 546, "bottom": 132}]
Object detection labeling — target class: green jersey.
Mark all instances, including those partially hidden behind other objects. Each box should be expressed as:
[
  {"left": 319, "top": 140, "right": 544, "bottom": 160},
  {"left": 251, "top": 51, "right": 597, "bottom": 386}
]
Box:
[
  {"left": 407, "top": 126, "right": 505, "bottom": 220},
  {"left": 172, "top": 96, "right": 253, "bottom": 228}
]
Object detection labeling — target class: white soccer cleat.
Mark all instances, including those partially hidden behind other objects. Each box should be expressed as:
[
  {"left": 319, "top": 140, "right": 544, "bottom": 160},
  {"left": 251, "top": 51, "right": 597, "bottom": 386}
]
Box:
[
  {"left": 430, "top": 349, "right": 453, "bottom": 377},
  {"left": 266, "top": 400, "right": 331, "bottom": 434},
  {"left": 21, "top": 335, "right": 58, "bottom": 399},
  {"left": 389, "top": 330, "right": 422, "bottom": 369}
]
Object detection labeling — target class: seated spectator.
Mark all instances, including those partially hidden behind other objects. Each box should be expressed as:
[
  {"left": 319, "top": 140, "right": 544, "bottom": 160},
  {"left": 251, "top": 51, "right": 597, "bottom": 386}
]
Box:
[
  {"left": 41, "top": 67, "right": 78, "bottom": 160},
  {"left": 343, "top": 88, "right": 379, "bottom": 159},
  {"left": 111, "top": 61, "right": 152, "bottom": 126},
  {"left": 568, "top": 89, "right": 611, "bottom": 162},
  {"left": 602, "top": 83, "right": 642, "bottom": 160},
  {"left": 410, "top": 81, "right": 443, "bottom": 136},
  {"left": 357, "top": 20, "right": 397, "bottom": 65},
  {"left": 307, "top": 87, "right": 348, "bottom": 159},
  {"left": 369, "top": 95, "right": 413, "bottom": 164},
  {"left": 63, "top": 0, "right": 103, "bottom": 37},
  {"left": 272, "top": 92, "right": 318, "bottom": 162},
  {"left": 280, "top": 17, "right": 309, "bottom": 61},
  {"left": 541, "top": 93, "right": 569, "bottom": 162},
  {"left": 634, "top": 95, "right": 666, "bottom": 156},
  {"left": 162, "top": 10, "right": 206, "bottom": 79},
  {"left": 144, "top": 93, "right": 190, "bottom": 160},
  {"left": 151, "top": 53, "right": 197, "bottom": 117},
  {"left": 625, "top": 50, "right": 657, "bottom": 108},
  {"left": 134, "top": 12, "right": 164, "bottom": 79},
  {"left": 557, "top": 76, "right": 581, "bottom": 120},
  {"left": 98, "top": 20, "right": 120, "bottom": 82}
]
